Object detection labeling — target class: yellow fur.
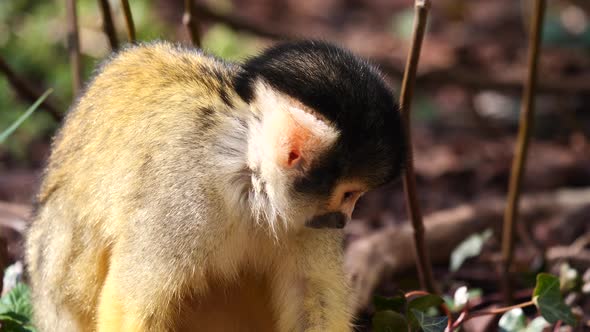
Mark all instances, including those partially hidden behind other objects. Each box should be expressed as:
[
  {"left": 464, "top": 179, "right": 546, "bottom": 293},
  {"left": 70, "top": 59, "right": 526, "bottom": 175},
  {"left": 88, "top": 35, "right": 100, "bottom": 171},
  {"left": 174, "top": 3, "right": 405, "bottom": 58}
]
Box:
[{"left": 25, "top": 41, "right": 353, "bottom": 331}]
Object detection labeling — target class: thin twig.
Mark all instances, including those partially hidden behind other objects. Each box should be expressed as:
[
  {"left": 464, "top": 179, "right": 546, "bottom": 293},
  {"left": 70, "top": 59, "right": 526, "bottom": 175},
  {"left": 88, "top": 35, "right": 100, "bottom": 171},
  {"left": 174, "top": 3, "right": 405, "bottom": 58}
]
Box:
[
  {"left": 452, "top": 308, "right": 469, "bottom": 329},
  {"left": 120, "top": 0, "right": 136, "bottom": 42},
  {"left": 450, "top": 300, "right": 536, "bottom": 330},
  {"left": 453, "top": 299, "right": 536, "bottom": 328},
  {"left": 501, "top": 0, "right": 546, "bottom": 304},
  {"left": 97, "top": 0, "right": 119, "bottom": 50},
  {"left": 398, "top": 0, "right": 438, "bottom": 295},
  {"left": 467, "top": 300, "right": 536, "bottom": 319},
  {"left": 0, "top": 56, "right": 62, "bottom": 121},
  {"left": 183, "top": 0, "right": 201, "bottom": 47},
  {"left": 404, "top": 290, "right": 430, "bottom": 298},
  {"left": 66, "top": 0, "right": 82, "bottom": 96}
]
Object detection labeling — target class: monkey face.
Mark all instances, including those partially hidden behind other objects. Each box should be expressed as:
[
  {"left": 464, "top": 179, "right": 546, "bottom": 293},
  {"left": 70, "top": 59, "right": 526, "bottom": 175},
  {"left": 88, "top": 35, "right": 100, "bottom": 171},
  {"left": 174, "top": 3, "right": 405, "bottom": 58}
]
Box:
[
  {"left": 239, "top": 41, "right": 406, "bottom": 234},
  {"left": 306, "top": 212, "right": 347, "bottom": 229},
  {"left": 304, "top": 181, "right": 365, "bottom": 229}
]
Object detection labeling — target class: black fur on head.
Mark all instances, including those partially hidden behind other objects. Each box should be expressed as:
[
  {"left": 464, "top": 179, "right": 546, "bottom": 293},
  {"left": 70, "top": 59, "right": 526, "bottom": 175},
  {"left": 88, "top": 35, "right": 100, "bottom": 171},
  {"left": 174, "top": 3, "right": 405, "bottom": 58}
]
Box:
[{"left": 235, "top": 40, "right": 406, "bottom": 196}]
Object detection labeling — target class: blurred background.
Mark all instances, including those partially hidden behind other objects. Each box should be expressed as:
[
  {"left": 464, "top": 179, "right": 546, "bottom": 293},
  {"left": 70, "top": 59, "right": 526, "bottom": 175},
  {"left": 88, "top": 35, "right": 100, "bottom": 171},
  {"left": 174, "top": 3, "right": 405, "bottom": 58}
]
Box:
[{"left": 1, "top": 0, "right": 590, "bottom": 330}]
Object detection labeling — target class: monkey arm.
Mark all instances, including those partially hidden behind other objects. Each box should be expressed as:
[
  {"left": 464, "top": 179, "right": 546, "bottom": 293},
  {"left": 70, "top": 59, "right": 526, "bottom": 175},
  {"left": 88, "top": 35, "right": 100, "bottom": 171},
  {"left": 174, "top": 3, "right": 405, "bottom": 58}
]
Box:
[
  {"left": 95, "top": 242, "right": 199, "bottom": 332},
  {"left": 295, "top": 229, "right": 352, "bottom": 332},
  {"left": 95, "top": 208, "right": 218, "bottom": 332}
]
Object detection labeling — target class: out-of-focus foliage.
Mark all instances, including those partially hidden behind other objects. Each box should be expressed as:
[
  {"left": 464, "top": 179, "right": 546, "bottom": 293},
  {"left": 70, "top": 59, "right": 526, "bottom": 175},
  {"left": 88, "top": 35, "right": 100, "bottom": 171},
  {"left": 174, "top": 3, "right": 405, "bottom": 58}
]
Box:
[
  {"left": 543, "top": 4, "right": 590, "bottom": 47},
  {"left": 0, "top": 0, "right": 170, "bottom": 165},
  {"left": 202, "top": 24, "right": 260, "bottom": 61},
  {"left": 0, "top": 0, "right": 265, "bottom": 166},
  {"left": 0, "top": 283, "right": 36, "bottom": 332}
]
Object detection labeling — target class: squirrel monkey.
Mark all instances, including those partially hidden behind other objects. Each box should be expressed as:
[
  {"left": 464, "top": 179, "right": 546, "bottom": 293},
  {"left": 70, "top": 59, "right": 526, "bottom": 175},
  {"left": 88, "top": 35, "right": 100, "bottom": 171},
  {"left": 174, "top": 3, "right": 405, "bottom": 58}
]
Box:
[{"left": 25, "top": 40, "right": 405, "bottom": 331}]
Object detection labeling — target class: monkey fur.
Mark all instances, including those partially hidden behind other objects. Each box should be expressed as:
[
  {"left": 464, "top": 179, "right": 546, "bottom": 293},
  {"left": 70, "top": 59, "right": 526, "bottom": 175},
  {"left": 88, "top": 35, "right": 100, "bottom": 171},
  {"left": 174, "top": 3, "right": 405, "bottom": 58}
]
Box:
[{"left": 25, "top": 40, "right": 405, "bottom": 331}]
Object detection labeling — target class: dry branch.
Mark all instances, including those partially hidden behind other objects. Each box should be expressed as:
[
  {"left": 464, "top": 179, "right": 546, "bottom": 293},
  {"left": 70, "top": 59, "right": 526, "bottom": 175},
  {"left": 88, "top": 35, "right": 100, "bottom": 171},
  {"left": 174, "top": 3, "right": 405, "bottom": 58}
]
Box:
[
  {"left": 120, "top": 0, "right": 136, "bottom": 42},
  {"left": 66, "top": 0, "right": 82, "bottom": 96},
  {"left": 501, "top": 0, "right": 546, "bottom": 304},
  {"left": 97, "top": 0, "right": 119, "bottom": 50},
  {"left": 398, "top": 0, "right": 437, "bottom": 294},
  {"left": 183, "top": 0, "right": 201, "bottom": 47},
  {"left": 0, "top": 56, "right": 62, "bottom": 121},
  {"left": 345, "top": 188, "right": 590, "bottom": 311}
]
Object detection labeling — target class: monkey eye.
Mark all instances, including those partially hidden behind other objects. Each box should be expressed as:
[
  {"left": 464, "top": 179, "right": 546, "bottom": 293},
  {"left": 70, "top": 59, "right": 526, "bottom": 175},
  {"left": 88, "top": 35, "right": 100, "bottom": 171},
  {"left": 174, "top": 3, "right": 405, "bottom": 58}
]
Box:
[
  {"left": 342, "top": 191, "right": 361, "bottom": 204},
  {"left": 343, "top": 191, "right": 354, "bottom": 201}
]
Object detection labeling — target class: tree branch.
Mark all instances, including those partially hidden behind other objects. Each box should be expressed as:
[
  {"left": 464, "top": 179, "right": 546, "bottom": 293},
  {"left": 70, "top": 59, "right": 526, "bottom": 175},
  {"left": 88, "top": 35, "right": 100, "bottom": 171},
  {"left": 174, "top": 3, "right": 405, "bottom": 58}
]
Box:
[
  {"left": 97, "top": 0, "right": 119, "bottom": 50},
  {"left": 501, "top": 0, "right": 546, "bottom": 304},
  {"left": 346, "top": 187, "right": 590, "bottom": 311},
  {"left": 183, "top": 0, "right": 202, "bottom": 47},
  {"left": 398, "top": 0, "right": 438, "bottom": 295},
  {"left": 120, "top": 0, "right": 136, "bottom": 42}
]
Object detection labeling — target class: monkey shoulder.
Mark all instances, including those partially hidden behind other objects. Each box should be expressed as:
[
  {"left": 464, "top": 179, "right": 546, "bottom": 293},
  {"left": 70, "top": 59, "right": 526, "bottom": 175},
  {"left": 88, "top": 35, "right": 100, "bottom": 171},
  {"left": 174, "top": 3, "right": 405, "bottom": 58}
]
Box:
[{"left": 81, "top": 42, "right": 236, "bottom": 108}]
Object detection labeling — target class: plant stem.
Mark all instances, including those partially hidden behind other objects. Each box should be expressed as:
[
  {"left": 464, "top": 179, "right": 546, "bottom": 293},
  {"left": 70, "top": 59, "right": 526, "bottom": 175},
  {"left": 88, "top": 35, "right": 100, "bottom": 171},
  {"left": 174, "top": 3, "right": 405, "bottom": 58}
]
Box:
[
  {"left": 97, "top": 0, "right": 119, "bottom": 50},
  {"left": 399, "top": 0, "right": 438, "bottom": 295},
  {"left": 404, "top": 290, "right": 431, "bottom": 298},
  {"left": 66, "top": 0, "right": 82, "bottom": 96},
  {"left": 120, "top": 0, "right": 136, "bottom": 42},
  {"left": 0, "top": 89, "right": 53, "bottom": 143},
  {"left": 501, "top": 0, "right": 546, "bottom": 304},
  {"left": 184, "top": 0, "right": 202, "bottom": 47},
  {"left": 468, "top": 300, "right": 535, "bottom": 319}
]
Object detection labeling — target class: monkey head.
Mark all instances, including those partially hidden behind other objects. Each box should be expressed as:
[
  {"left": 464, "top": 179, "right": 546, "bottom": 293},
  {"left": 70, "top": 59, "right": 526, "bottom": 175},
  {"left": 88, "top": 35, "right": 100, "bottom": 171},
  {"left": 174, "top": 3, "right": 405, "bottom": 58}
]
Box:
[{"left": 235, "top": 40, "right": 406, "bottom": 234}]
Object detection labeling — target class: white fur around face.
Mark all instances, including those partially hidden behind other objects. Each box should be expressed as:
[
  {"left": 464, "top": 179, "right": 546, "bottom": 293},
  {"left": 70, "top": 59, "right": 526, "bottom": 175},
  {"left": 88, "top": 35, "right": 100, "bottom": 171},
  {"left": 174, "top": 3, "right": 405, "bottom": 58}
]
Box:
[{"left": 246, "top": 80, "right": 340, "bottom": 235}]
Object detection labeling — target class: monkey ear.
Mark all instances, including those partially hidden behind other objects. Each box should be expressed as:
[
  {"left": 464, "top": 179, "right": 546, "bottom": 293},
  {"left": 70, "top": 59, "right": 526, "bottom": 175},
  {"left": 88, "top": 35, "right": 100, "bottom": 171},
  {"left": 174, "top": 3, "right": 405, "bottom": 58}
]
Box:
[
  {"left": 279, "top": 114, "right": 310, "bottom": 170},
  {"left": 251, "top": 81, "right": 339, "bottom": 171},
  {"left": 286, "top": 149, "right": 301, "bottom": 168},
  {"left": 275, "top": 105, "right": 338, "bottom": 171}
]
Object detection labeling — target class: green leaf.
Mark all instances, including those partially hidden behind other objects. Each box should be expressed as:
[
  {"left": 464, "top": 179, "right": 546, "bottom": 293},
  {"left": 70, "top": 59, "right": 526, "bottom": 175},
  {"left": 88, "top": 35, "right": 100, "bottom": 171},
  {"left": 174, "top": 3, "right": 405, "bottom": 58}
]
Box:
[
  {"left": 0, "top": 311, "right": 36, "bottom": 332},
  {"left": 0, "top": 89, "right": 53, "bottom": 144},
  {"left": 498, "top": 308, "right": 526, "bottom": 332},
  {"left": 450, "top": 229, "right": 492, "bottom": 271},
  {"left": 407, "top": 295, "right": 444, "bottom": 329},
  {"left": 0, "top": 283, "right": 33, "bottom": 321},
  {"left": 532, "top": 273, "right": 577, "bottom": 326},
  {"left": 0, "top": 312, "right": 29, "bottom": 323},
  {"left": 373, "top": 294, "right": 406, "bottom": 312},
  {"left": 410, "top": 309, "right": 447, "bottom": 332},
  {"left": 372, "top": 310, "right": 409, "bottom": 332}
]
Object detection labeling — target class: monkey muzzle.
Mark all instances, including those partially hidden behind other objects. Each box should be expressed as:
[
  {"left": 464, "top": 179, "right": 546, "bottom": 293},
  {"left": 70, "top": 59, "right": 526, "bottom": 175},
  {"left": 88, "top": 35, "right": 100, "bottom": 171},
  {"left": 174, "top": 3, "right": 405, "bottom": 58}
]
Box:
[{"left": 305, "top": 212, "right": 348, "bottom": 229}]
